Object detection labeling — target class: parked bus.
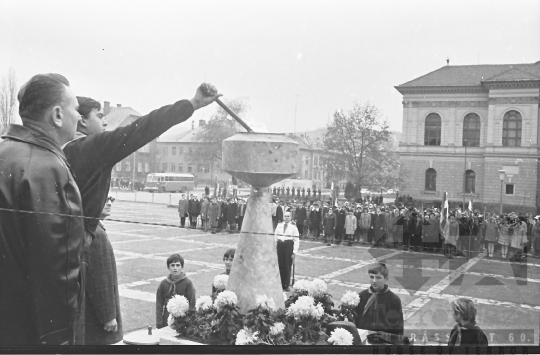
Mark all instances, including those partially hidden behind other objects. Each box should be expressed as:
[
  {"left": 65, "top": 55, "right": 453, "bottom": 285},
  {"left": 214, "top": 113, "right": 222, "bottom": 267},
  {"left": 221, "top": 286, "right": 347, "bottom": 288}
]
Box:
[{"left": 144, "top": 173, "right": 195, "bottom": 193}]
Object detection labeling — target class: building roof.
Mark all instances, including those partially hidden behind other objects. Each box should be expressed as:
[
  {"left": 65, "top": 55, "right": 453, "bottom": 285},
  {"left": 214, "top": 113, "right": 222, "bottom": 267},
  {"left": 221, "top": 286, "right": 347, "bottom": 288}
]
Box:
[
  {"left": 397, "top": 61, "right": 540, "bottom": 88},
  {"left": 104, "top": 107, "right": 142, "bottom": 130},
  {"left": 157, "top": 126, "right": 206, "bottom": 143}
]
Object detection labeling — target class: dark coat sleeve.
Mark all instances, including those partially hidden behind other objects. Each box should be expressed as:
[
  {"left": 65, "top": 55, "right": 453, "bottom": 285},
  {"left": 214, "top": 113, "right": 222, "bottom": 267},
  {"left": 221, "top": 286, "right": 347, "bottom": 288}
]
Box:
[
  {"left": 65, "top": 100, "right": 194, "bottom": 171},
  {"left": 21, "top": 154, "right": 84, "bottom": 344},
  {"left": 155, "top": 282, "right": 165, "bottom": 328},
  {"left": 86, "top": 225, "right": 118, "bottom": 324}
]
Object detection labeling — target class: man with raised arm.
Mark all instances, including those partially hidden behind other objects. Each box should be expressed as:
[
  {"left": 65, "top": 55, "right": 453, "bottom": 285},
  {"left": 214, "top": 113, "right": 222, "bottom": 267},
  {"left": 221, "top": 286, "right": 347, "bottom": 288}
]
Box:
[{"left": 63, "top": 84, "right": 220, "bottom": 343}]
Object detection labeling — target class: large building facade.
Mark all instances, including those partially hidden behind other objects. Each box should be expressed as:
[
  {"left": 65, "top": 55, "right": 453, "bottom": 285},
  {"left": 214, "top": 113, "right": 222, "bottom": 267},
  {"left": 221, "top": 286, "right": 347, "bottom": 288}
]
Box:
[{"left": 396, "top": 61, "right": 540, "bottom": 213}]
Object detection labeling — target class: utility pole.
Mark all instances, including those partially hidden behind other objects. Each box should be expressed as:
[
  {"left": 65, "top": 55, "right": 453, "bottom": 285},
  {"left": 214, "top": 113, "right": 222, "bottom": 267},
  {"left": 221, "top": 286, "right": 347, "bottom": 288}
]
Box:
[
  {"left": 294, "top": 95, "right": 298, "bottom": 136},
  {"left": 463, "top": 139, "right": 467, "bottom": 211},
  {"left": 132, "top": 151, "right": 137, "bottom": 191}
]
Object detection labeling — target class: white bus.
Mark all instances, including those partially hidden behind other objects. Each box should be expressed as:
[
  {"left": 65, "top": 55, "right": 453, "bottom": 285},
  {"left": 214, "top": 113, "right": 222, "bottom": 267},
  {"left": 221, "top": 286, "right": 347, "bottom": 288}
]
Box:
[{"left": 144, "top": 173, "right": 195, "bottom": 193}]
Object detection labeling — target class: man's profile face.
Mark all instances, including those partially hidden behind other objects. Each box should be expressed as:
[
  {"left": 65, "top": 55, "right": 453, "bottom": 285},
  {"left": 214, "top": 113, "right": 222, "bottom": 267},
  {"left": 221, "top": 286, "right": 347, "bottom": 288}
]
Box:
[
  {"left": 84, "top": 107, "right": 106, "bottom": 135},
  {"left": 59, "top": 86, "right": 81, "bottom": 142}
]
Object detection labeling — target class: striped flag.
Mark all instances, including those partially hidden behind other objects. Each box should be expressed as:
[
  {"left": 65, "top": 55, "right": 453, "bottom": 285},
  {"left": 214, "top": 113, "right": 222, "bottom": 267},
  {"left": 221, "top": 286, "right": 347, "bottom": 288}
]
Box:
[{"left": 440, "top": 191, "right": 449, "bottom": 224}]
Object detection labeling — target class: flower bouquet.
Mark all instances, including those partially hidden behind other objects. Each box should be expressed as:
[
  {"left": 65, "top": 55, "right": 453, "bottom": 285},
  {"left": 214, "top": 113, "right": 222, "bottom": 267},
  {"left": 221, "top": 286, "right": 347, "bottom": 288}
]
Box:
[{"left": 336, "top": 290, "right": 360, "bottom": 323}]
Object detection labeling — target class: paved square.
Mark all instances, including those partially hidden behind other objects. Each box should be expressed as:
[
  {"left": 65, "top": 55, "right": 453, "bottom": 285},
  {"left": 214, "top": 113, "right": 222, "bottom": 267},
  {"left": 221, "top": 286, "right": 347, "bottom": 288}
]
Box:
[{"left": 105, "top": 201, "right": 540, "bottom": 345}]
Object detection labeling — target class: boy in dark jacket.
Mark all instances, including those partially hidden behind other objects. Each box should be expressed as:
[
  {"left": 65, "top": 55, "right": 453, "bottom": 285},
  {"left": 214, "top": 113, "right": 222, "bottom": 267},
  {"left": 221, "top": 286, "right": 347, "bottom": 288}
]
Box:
[
  {"left": 448, "top": 298, "right": 488, "bottom": 346},
  {"left": 354, "top": 263, "right": 404, "bottom": 335},
  {"left": 156, "top": 254, "right": 196, "bottom": 329}
]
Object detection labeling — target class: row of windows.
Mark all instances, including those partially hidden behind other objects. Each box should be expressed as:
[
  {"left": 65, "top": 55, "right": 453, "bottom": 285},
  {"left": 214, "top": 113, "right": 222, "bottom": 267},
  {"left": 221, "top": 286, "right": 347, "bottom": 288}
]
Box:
[
  {"left": 424, "top": 110, "right": 522, "bottom": 147},
  {"left": 425, "top": 167, "right": 516, "bottom": 195},
  {"left": 161, "top": 163, "right": 210, "bottom": 173},
  {"left": 303, "top": 155, "right": 324, "bottom": 167},
  {"left": 425, "top": 168, "right": 476, "bottom": 193},
  {"left": 160, "top": 147, "right": 194, "bottom": 155},
  {"left": 115, "top": 162, "right": 150, "bottom": 173}
]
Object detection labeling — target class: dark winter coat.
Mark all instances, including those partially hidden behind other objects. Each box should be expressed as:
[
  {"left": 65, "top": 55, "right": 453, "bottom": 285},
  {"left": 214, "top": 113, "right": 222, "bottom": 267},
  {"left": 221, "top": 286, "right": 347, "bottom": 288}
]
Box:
[
  {"left": 296, "top": 207, "right": 307, "bottom": 226},
  {"left": 0, "top": 123, "right": 84, "bottom": 345},
  {"left": 448, "top": 323, "right": 488, "bottom": 346},
  {"left": 156, "top": 273, "right": 196, "bottom": 329},
  {"left": 85, "top": 223, "right": 123, "bottom": 345},
  {"left": 208, "top": 202, "right": 221, "bottom": 227},
  {"left": 227, "top": 202, "right": 237, "bottom": 224},
  {"left": 323, "top": 212, "right": 337, "bottom": 235},
  {"left": 188, "top": 199, "right": 201, "bottom": 215},
  {"left": 354, "top": 285, "right": 404, "bottom": 335}
]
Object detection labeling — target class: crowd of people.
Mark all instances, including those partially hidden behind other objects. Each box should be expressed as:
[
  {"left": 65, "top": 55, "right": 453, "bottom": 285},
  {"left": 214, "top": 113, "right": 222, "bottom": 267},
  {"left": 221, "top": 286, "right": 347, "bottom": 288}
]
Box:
[{"left": 265, "top": 198, "right": 540, "bottom": 262}]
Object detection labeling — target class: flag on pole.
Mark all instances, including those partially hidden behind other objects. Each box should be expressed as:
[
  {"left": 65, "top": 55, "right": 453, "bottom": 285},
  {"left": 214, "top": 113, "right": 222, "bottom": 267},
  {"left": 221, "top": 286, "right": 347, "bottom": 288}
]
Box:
[
  {"left": 440, "top": 191, "right": 449, "bottom": 224},
  {"left": 331, "top": 182, "right": 336, "bottom": 207},
  {"left": 468, "top": 199, "right": 473, "bottom": 211}
]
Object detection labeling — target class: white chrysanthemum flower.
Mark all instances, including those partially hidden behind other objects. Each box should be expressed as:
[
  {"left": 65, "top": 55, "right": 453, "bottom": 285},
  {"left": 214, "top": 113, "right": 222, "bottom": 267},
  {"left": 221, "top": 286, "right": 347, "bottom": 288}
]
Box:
[
  {"left": 328, "top": 327, "right": 354, "bottom": 345},
  {"left": 341, "top": 290, "right": 360, "bottom": 307},
  {"left": 286, "top": 295, "right": 321, "bottom": 319},
  {"left": 166, "top": 294, "right": 190, "bottom": 318},
  {"left": 167, "top": 314, "right": 175, "bottom": 327},
  {"left": 213, "top": 274, "right": 229, "bottom": 291},
  {"left": 235, "top": 328, "right": 259, "bottom": 345},
  {"left": 195, "top": 295, "right": 214, "bottom": 311},
  {"left": 307, "top": 278, "right": 327, "bottom": 297},
  {"left": 293, "top": 279, "right": 310, "bottom": 292},
  {"left": 214, "top": 290, "right": 238, "bottom": 310},
  {"left": 269, "top": 322, "right": 285, "bottom": 336},
  {"left": 235, "top": 329, "right": 251, "bottom": 345},
  {"left": 312, "top": 302, "right": 325, "bottom": 319},
  {"left": 255, "top": 294, "right": 276, "bottom": 312}
]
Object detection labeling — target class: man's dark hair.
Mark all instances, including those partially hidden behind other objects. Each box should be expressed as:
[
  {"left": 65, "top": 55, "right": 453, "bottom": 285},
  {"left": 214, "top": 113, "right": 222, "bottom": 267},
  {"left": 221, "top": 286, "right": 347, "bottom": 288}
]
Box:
[
  {"left": 18, "top": 73, "right": 70, "bottom": 121},
  {"left": 223, "top": 248, "right": 235, "bottom": 259},
  {"left": 167, "top": 254, "right": 184, "bottom": 268},
  {"left": 77, "top": 96, "right": 101, "bottom": 119}
]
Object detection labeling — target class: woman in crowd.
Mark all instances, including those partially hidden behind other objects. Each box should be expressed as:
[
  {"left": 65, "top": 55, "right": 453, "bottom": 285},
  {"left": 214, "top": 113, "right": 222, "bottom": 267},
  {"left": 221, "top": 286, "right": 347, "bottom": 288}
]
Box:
[
  {"left": 497, "top": 218, "right": 512, "bottom": 259},
  {"left": 442, "top": 214, "right": 460, "bottom": 259},
  {"left": 358, "top": 207, "right": 371, "bottom": 244},
  {"left": 483, "top": 215, "right": 499, "bottom": 258},
  {"left": 510, "top": 219, "right": 528, "bottom": 262}
]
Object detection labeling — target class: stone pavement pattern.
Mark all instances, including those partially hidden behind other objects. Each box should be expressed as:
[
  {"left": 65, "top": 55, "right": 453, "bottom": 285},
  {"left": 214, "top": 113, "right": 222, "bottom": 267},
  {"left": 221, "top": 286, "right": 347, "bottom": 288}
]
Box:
[{"left": 107, "top": 201, "right": 540, "bottom": 346}]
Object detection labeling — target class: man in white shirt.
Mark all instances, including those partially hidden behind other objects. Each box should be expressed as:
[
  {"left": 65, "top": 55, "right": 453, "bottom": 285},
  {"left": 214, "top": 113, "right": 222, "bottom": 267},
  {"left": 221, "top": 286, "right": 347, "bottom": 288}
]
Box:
[{"left": 275, "top": 211, "right": 300, "bottom": 291}]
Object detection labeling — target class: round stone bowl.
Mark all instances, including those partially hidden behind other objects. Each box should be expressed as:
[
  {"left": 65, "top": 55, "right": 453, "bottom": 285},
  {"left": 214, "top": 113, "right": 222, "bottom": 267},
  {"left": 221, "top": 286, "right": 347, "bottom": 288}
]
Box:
[{"left": 221, "top": 132, "right": 299, "bottom": 188}]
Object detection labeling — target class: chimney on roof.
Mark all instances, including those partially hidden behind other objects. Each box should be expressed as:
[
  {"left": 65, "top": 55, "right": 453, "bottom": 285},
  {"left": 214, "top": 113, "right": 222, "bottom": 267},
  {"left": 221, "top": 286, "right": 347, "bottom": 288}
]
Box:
[
  {"left": 446, "top": 57, "right": 450, "bottom": 66},
  {"left": 199, "top": 119, "right": 205, "bottom": 127},
  {"left": 116, "top": 104, "right": 122, "bottom": 108},
  {"left": 104, "top": 101, "right": 111, "bottom": 115},
  {"left": 192, "top": 120, "right": 194, "bottom": 130}
]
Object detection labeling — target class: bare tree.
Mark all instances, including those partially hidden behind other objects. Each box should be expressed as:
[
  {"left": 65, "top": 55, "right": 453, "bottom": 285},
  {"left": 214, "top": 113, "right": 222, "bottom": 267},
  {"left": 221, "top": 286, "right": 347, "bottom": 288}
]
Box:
[{"left": 0, "top": 68, "right": 18, "bottom": 134}]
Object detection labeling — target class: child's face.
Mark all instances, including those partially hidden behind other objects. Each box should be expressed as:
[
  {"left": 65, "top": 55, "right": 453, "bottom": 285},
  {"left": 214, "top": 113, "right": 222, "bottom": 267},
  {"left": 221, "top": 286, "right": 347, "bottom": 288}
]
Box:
[
  {"left": 224, "top": 255, "right": 234, "bottom": 271},
  {"left": 369, "top": 272, "right": 388, "bottom": 291},
  {"left": 168, "top": 261, "right": 183, "bottom": 276},
  {"left": 453, "top": 310, "right": 463, "bottom": 324}
]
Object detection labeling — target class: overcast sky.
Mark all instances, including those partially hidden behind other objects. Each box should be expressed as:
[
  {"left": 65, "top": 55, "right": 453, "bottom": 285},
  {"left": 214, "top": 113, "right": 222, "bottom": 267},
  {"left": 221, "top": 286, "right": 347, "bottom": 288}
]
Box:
[{"left": 1, "top": 0, "right": 539, "bottom": 134}]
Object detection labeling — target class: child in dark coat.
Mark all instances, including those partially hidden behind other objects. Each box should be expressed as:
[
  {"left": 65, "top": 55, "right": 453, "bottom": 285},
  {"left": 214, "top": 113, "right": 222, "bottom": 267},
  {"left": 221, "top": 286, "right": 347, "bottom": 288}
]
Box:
[
  {"left": 155, "top": 254, "right": 196, "bottom": 329},
  {"left": 354, "top": 263, "right": 404, "bottom": 335},
  {"left": 448, "top": 298, "right": 488, "bottom": 346}
]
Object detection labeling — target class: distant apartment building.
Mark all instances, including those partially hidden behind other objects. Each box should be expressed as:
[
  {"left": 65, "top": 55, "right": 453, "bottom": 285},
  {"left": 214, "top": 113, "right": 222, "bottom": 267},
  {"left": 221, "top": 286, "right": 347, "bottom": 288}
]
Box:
[{"left": 103, "top": 102, "right": 156, "bottom": 187}]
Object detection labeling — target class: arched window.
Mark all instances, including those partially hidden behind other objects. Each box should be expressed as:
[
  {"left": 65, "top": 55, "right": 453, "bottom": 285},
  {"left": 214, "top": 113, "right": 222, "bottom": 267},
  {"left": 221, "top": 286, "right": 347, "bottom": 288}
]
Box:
[
  {"left": 425, "top": 168, "right": 437, "bottom": 191},
  {"left": 465, "top": 170, "right": 476, "bottom": 193},
  {"left": 424, "top": 113, "right": 441, "bottom": 146},
  {"left": 502, "top": 110, "right": 522, "bottom": 147},
  {"left": 463, "top": 113, "right": 480, "bottom": 147}
]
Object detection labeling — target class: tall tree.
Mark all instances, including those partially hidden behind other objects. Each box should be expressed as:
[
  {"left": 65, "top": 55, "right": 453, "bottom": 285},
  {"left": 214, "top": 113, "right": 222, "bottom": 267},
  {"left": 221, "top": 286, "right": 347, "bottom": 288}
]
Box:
[
  {"left": 188, "top": 98, "right": 249, "bottom": 182},
  {"left": 0, "top": 68, "right": 17, "bottom": 134},
  {"left": 323, "top": 102, "right": 398, "bottom": 192}
]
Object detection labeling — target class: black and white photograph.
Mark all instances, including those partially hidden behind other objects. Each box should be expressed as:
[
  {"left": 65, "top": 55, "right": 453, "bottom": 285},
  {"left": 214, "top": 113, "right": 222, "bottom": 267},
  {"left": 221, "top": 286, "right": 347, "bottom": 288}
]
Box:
[{"left": 0, "top": 0, "right": 539, "bottom": 352}]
